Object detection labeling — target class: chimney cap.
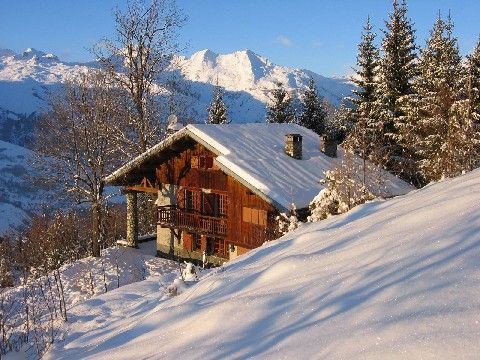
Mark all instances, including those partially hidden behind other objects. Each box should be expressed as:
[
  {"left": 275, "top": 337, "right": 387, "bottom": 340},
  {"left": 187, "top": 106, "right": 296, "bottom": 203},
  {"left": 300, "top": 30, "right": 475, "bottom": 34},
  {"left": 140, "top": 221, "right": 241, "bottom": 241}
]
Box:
[{"left": 285, "top": 133, "right": 302, "bottom": 140}]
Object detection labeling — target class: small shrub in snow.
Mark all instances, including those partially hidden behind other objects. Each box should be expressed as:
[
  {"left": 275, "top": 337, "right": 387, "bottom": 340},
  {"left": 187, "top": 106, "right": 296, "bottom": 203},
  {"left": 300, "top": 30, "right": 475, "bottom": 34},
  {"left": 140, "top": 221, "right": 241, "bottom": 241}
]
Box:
[
  {"left": 165, "top": 263, "right": 198, "bottom": 298},
  {"left": 308, "top": 158, "right": 376, "bottom": 222},
  {"left": 276, "top": 205, "right": 300, "bottom": 235}
]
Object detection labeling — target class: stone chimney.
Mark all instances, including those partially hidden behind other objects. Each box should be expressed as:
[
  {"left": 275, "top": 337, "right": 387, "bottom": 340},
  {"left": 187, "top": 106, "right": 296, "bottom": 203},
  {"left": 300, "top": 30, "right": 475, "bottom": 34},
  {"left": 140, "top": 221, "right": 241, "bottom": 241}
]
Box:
[
  {"left": 285, "top": 134, "right": 302, "bottom": 160},
  {"left": 320, "top": 135, "right": 337, "bottom": 157}
]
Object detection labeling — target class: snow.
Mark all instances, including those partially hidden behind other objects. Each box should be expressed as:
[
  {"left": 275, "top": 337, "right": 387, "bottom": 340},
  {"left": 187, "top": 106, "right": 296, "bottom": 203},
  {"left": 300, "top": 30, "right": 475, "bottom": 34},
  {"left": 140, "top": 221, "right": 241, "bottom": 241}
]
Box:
[
  {"left": 0, "top": 140, "right": 46, "bottom": 233},
  {"left": 2, "top": 240, "right": 181, "bottom": 359},
  {"left": 48, "top": 167, "right": 480, "bottom": 359},
  {"left": 177, "top": 49, "right": 353, "bottom": 107}
]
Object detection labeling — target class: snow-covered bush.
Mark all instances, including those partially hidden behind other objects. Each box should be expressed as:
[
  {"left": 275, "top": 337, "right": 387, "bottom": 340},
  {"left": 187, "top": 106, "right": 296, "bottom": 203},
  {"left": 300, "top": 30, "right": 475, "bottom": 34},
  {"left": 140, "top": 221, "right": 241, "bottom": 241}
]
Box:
[
  {"left": 276, "top": 205, "right": 300, "bottom": 235},
  {"left": 308, "top": 157, "right": 376, "bottom": 222}
]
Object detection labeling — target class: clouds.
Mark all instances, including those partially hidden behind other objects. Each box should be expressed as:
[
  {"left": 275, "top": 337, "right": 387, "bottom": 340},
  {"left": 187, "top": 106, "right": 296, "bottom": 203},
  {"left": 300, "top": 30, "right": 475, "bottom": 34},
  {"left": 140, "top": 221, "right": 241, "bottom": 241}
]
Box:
[{"left": 275, "top": 35, "right": 293, "bottom": 47}]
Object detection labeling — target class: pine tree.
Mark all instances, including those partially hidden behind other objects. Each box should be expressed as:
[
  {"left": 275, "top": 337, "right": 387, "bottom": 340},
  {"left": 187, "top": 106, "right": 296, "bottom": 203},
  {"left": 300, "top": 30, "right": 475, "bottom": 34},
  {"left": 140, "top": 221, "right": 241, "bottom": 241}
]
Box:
[
  {"left": 206, "top": 85, "right": 229, "bottom": 124},
  {"left": 266, "top": 82, "right": 296, "bottom": 123},
  {"left": 298, "top": 78, "right": 327, "bottom": 134},
  {"left": 460, "top": 37, "right": 480, "bottom": 170},
  {"left": 403, "top": 14, "right": 466, "bottom": 181},
  {"left": 378, "top": 0, "right": 417, "bottom": 124},
  {"left": 346, "top": 17, "right": 385, "bottom": 168},
  {"left": 351, "top": 17, "right": 380, "bottom": 110}
]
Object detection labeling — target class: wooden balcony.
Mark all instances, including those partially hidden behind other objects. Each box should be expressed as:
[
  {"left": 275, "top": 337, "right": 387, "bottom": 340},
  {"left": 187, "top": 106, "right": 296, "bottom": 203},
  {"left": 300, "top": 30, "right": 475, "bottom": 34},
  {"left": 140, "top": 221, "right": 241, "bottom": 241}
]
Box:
[{"left": 157, "top": 205, "right": 227, "bottom": 238}]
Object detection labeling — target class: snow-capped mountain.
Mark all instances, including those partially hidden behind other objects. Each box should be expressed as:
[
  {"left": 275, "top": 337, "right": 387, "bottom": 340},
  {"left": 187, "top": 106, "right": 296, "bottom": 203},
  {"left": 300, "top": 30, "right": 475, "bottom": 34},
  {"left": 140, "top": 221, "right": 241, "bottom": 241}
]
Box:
[
  {"left": 177, "top": 49, "right": 352, "bottom": 107},
  {"left": 0, "top": 47, "right": 352, "bottom": 125}
]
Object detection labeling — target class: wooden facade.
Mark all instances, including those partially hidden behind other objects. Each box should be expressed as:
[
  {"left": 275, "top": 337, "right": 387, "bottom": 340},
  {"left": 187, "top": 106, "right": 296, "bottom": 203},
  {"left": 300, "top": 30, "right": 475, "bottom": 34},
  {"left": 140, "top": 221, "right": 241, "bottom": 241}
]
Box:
[{"left": 154, "top": 141, "right": 278, "bottom": 263}]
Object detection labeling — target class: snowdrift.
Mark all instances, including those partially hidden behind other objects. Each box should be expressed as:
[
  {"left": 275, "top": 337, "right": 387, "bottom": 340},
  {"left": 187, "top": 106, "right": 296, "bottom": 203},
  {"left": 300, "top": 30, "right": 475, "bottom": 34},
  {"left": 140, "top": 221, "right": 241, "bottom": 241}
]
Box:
[{"left": 48, "top": 169, "right": 480, "bottom": 359}]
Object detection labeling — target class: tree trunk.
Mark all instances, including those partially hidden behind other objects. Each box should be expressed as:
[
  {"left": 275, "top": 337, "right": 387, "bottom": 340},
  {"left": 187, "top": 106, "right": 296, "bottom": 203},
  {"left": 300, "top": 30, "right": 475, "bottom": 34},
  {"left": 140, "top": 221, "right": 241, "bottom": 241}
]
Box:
[{"left": 92, "top": 202, "right": 101, "bottom": 257}]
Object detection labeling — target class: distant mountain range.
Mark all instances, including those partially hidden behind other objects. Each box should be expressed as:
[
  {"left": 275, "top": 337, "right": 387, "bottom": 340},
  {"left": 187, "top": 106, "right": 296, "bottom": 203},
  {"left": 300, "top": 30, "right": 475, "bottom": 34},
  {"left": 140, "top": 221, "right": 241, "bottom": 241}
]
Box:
[
  {"left": 0, "top": 47, "right": 353, "bottom": 138},
  {"left": 0, "top": 47, "right": 354, "bottom": 234}
]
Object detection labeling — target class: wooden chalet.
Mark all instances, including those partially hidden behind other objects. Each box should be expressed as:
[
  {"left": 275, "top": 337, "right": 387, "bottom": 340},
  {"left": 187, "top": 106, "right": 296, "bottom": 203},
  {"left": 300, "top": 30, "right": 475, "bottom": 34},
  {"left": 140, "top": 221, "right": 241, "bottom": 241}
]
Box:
[{"left": 104, "top": 123, "right": 413, "bottom": 265}]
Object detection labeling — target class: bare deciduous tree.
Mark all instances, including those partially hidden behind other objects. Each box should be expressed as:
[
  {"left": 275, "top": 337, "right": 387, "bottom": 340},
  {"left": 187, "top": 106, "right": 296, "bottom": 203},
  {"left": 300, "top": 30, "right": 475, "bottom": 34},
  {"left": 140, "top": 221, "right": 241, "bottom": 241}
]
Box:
[
  {"left": 35, "top": 70, "right": 126, "bottom": 257},
  {"left": 95, "top": 0, "right": 186, "bottom": 157}
]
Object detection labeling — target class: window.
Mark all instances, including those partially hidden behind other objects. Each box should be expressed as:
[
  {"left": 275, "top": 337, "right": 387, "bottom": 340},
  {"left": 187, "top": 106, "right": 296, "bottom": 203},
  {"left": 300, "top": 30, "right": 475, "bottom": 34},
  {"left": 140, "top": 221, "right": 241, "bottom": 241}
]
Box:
[
  {"left": 243, "top": 207, "right": 267, "bottom": 227},
  {"left": 192, "top": 155, "right": 214, "bottom": 170},
  {"left": 201, "top": 192, "right": 227, "bottom": 217},
  {"left": 185, "top": 189, "right": 201, "bottom": 212},
  {"left": 191, "top": 156, "right": 199, "bottom": 169},
  {"left": 219, "top": 194, "right": 228, "bottom": 216}
]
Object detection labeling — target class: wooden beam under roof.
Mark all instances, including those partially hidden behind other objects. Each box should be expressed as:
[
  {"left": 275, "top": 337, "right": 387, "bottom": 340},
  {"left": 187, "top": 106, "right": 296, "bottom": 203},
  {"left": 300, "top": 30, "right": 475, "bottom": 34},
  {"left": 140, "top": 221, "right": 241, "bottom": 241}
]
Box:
[{"left": 124, "top": 176, "right": 159, "bottom": 194}]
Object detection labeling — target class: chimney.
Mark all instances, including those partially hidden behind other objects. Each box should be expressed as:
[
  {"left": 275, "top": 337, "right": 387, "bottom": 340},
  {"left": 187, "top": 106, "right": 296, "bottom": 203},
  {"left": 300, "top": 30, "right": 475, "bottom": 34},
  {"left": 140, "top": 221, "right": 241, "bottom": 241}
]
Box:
[
  {"left": 320, "top": 135, "right": 337, "bottom": 157},
  {"left": 166, "top": 114, "right": 183, "bottom": 136},
  {"left": 285, "top": 134, "right": 302, "bottom": 160}
]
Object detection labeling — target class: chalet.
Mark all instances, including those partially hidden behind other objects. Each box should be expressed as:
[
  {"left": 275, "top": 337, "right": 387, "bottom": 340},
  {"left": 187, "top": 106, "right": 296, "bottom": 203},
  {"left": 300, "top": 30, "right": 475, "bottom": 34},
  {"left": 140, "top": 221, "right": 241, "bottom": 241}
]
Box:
[{"left": 104, "top": 123, "right": 412, "bottom": 265}]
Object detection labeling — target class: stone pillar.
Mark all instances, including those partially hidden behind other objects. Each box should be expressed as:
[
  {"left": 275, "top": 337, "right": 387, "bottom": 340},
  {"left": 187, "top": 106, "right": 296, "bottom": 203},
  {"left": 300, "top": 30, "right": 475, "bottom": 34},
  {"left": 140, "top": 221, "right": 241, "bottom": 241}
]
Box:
[
  {"left": 156, "top": 184, "right": 177, "bottom": 255},
  {"left": 126, "top": 192, "right": 138, "bottom": 247}
]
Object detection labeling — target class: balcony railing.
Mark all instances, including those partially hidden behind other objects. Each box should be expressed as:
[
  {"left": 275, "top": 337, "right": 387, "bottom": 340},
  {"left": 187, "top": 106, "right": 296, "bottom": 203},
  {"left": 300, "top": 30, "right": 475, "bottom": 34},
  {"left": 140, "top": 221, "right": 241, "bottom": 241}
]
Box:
[{"left": 157, "top": 205, "right": 227, "bottom": 237}]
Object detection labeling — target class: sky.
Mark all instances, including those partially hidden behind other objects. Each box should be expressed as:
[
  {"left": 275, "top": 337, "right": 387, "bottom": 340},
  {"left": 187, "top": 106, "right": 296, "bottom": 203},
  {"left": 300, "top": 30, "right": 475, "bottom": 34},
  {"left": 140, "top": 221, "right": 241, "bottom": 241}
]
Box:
[{"left": 1, "top": 0, "right": 479, "bottom": 77}]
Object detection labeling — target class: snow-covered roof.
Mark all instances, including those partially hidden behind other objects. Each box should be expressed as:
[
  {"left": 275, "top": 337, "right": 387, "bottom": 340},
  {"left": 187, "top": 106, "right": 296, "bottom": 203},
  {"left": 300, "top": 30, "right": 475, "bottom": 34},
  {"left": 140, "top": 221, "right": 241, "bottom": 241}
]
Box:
[{"left": 104, "top": 123, "right": 413, "bottom": 211}]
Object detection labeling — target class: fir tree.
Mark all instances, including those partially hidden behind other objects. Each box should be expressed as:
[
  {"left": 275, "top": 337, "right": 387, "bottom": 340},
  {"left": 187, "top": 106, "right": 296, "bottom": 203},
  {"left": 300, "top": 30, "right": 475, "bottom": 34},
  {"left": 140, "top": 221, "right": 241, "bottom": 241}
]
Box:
[
  {"left": 351, "top": 17, "right": 380, "bottom": 109},
  {"left": 402, "top": 14, "right": 466, "bottom": 181},
  {"left": 378, "top": 0, "right": 417, "bottom": 124},
  {"left": 266, "top": 82, "right": 296, "bottom": 123},
  {"left": 347, "top": 17, "right": 385, "bottom": 168},
  {"left": 461, "top": 37, "right": 480, "bottom": 170},
  {"left": 298, "top": 78, "right": 327, "bottom": 135},
  {"left": 206, "top": 85, "right": 229, "bottom": 124},
  {"left": 377, "top": 0, "right": 418, "bottom": 182}
]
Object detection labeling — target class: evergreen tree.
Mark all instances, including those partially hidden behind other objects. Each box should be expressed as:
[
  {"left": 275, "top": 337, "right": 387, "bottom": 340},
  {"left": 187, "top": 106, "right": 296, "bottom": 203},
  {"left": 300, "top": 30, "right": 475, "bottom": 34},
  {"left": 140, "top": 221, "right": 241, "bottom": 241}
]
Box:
[
  {"left": 346, "top": 17, "right": 385, "bottom": 167},
  {"left": 351, "top": 17, "right": 380, "bottom": 109},
  {"left": 378, "top": 0, "right": 417, "bottom": 124},
  {"left": 266, "top": 82, "right": 296, "bottom": 123},
  {"left": 206, "top": 85, "right": 229, "bottom": 124},
  {"left": 460, "top": 37, "right": 480, "bottom": 170},
  {"left": 376, "top": 0, "right": 418, "bottom": 181},
  {"left": 298, "top": 78, "right": 327, "bottom": 135},
  {"left": 402, "top": 15, "right": 466, "bottom": 181}
]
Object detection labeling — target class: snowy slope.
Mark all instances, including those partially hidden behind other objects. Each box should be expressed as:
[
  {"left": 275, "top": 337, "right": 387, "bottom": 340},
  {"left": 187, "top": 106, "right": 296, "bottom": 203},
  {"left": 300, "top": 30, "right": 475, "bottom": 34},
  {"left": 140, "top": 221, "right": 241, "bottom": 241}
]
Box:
[
  {"left": 2, "top": 241, "right": 180, "bottom": 359},
  {"left": 47, "top": 169, "right": 480, "bottom": 359},
  {"left": 0, "top": 140, "right": 46, "bottom": 233}
]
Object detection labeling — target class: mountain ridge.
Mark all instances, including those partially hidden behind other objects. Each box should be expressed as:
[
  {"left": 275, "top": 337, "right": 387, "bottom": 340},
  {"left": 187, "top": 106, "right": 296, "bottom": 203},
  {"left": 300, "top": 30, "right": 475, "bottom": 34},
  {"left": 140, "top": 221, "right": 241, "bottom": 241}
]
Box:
[{"left": 0, "top": 47, "right": 353, "bottom": 117}]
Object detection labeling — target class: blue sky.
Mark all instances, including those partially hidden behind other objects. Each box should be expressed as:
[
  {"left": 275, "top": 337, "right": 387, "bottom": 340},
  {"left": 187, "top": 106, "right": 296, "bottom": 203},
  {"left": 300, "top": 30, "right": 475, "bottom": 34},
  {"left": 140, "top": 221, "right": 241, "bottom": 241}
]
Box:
[{"left": 1, "top": 0, "right": 479, "bottom": 76}]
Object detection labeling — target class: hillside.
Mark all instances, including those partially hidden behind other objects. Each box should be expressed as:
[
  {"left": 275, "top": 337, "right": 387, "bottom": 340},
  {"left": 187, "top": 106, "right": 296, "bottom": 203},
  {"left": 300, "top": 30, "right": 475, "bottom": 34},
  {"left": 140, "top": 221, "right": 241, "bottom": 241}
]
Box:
[
  {"left": 0, "top": 140, "right": 53, "bottom": 233},
  {"left": 46, "top": 169, "right": 480, "bottom": 359}
]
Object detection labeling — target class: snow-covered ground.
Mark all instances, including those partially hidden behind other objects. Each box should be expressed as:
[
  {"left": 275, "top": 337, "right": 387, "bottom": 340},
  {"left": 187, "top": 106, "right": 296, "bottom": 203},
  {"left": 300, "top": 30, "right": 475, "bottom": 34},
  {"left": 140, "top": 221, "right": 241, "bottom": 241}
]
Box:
[
  {"left": 44, "top": 169, "right": 480, "bottom": 359},
  {"left": 2, "top": 241, "right": 181, "bottom": 359},
  {"left": 0, "top": 140, "right": 50, "bottom": 233}
]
